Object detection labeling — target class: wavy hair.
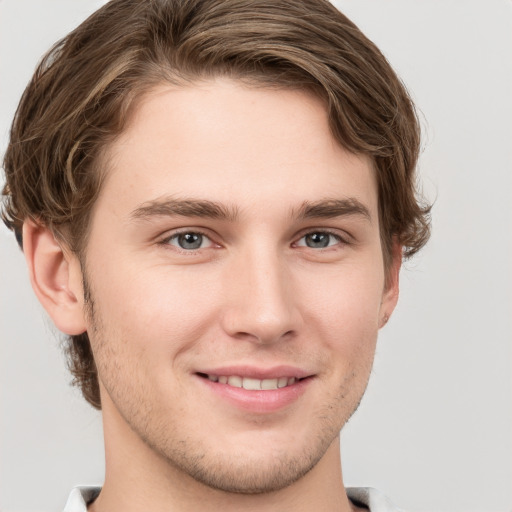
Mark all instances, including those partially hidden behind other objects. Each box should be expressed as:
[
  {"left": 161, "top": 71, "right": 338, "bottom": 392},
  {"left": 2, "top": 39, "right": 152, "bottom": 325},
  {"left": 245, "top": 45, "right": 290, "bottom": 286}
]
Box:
[{"left": 2, "top": 0, "right": 430, "bottom": 408}]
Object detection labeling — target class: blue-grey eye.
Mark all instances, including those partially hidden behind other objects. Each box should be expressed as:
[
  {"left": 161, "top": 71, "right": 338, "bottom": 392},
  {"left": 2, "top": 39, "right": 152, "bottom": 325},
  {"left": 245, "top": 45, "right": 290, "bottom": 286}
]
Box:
[
  {"left": 297, "top": 232, "right": 340, "bottom": 248},
  {"left": 169, "top": 232, "right": 209, "bottom": 250}
]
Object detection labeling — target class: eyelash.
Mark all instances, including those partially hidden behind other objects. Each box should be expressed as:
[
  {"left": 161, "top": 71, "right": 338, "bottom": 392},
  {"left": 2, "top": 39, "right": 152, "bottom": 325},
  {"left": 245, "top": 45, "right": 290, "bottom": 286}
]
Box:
[
  {"left": 158, "top": 228, "right": 349, "bottom": 252},
  {"left": 294, "top": 230, "right": 347, "bottom": 249},
  {"left": 159, "top": 229, "right": 216, "bottom": 252}
]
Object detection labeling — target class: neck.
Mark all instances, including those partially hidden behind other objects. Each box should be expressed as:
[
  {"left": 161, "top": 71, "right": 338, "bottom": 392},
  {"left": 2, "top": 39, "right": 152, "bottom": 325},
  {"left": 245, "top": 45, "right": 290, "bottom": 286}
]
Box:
[{"left": 90, "top": 400, "right": 358, "bottom": 512}]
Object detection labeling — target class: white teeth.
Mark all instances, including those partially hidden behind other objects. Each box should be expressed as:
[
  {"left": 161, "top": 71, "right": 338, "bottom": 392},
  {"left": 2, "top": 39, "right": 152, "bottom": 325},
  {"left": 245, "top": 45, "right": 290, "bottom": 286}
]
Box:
[
  {"left": 242, "top": 377, "right": 262, "bottom": 390},
  {"left": 261, "top": 378, "right": 278, "bottom": 390},
  {"left": 278, "top": 377, "right": 289, "bottom": 388},
  {"left": 206, "top": 374, "right": 300, "bottom": 390},
  {"left": 227, "top": 376, "right": 242, "bottom": 388}
]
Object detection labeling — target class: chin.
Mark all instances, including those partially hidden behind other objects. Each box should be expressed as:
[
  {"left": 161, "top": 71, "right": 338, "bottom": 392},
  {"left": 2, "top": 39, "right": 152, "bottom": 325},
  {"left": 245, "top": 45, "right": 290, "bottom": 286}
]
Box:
[{"left": 164, "top": 445, "right": 326, "bottom": 495}]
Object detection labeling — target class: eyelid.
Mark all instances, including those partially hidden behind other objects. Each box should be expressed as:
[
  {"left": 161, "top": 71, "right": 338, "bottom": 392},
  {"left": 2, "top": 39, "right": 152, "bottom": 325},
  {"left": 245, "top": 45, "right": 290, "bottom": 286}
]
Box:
[
  {"left": 293, "top": 228, "right": 351, "bottom": 248},
  {"left": 158, "top": 228, "right": 219, "bottom": 250},
  {"left": 155, "top": 226, "right": 352, "bottom": 251}
]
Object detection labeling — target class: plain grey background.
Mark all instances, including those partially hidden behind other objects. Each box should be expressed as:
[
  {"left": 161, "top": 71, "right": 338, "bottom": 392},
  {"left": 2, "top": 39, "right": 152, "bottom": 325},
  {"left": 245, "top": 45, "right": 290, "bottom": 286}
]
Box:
[{"left": 1, "top": 1, "right": 511, "bottom": 511}]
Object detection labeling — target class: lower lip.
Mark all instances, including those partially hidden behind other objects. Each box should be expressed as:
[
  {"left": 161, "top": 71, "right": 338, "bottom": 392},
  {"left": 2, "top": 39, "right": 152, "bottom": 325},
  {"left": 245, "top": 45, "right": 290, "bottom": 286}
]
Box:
[{"left": 197, "top": 375, "right": 313, "bottom": 413}]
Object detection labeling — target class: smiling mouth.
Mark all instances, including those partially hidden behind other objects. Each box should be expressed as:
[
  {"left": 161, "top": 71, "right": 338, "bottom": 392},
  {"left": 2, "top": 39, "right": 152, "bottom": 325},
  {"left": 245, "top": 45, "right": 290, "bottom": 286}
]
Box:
[{"left": 197, "top": 373, "right": 304, "bottom": 390}]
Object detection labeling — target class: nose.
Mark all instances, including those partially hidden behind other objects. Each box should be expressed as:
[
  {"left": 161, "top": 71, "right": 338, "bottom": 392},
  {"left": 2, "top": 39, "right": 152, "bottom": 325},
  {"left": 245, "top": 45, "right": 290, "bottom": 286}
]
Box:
[{"left": 220, "top": 247, "right": 301, "bottom": 345}]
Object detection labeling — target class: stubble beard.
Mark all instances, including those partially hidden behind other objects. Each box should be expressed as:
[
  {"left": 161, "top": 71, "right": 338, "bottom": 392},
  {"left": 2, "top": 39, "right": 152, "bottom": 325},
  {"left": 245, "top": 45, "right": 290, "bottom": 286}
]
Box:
[
  {"left": 82, "top": 268, "right": 371, "bottom": 496},
  {"left": 103, "top": 361, "right": 367, "bottom": 496},
  {"left": 122, "top": 386, "right": 358, "bottom": 495}
]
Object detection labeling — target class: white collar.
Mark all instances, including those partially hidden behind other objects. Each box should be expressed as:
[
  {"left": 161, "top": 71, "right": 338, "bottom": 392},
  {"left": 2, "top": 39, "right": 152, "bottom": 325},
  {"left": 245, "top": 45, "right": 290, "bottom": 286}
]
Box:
[{"left": 63, "top": 485, "right": 403, "bottom": 511}]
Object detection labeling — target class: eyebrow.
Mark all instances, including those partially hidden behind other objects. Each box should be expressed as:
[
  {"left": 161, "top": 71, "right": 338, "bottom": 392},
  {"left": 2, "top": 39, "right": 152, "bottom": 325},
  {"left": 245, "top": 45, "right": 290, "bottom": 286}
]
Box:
[
  {"left": 293, "top": 198, "right": 371, "bottom": 222},
  {"left": 130, "top": 197, "right": 371, "bottom": 224},
  {"left": 130, "top": 197, "right": 239, "bottom": 222}
]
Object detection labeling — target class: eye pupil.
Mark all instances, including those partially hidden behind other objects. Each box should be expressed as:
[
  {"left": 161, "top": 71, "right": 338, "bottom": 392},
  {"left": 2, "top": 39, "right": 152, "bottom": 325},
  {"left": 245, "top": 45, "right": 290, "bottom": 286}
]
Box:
[
  {"left": 178, "top": 233, "right": 202, "bottom": 249},
  {"left": 306, "top": 233, "right": 330, "bottom": 248}
]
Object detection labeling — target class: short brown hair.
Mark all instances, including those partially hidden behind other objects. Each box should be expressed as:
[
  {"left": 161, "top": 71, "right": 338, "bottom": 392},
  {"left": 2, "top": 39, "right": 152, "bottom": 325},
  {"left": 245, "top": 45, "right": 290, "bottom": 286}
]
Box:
[{"left": 1, "top": 0, "right": 431, "bottom": 409}]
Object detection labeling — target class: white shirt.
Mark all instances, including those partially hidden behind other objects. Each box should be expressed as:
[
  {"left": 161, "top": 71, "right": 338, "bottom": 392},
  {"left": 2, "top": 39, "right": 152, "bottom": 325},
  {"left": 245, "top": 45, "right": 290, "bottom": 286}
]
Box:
[{"left": 63, "top": 486, "right": 404, "bottom": 511}]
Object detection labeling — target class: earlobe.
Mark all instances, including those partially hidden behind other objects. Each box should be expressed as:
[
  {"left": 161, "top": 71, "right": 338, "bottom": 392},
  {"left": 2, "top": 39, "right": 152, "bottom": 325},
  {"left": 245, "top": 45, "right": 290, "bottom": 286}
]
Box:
[
  {"left": 23, "top": 220, "right": 87, "bottom": 335},
  {"left": 379, "top": 241, "right": 402, "bottom": 329}
]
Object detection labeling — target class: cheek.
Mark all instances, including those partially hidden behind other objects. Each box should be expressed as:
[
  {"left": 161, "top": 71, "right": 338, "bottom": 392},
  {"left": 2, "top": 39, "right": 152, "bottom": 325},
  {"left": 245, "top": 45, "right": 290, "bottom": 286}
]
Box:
[
  {"left": 298, "top": 261, "right": 384, "bottom": 366},
  {"left": 87, "top": 261, "right": 221, "bottom": 353},
  {"left": 300, "top": 261, "right": 385, "bottom": 326}
]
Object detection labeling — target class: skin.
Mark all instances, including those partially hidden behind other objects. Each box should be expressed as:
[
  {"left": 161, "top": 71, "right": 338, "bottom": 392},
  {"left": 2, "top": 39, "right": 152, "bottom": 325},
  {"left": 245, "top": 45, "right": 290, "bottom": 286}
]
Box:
[{"left": 24, "top": 79, "right": 400, "bottom": 512}]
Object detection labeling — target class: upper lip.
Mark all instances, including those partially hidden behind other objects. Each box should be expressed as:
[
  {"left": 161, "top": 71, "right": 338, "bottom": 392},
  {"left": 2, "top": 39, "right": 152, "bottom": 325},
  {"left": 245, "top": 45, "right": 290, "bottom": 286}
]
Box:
[{"left": 196, "top": 365, "right": 313, "bottom": 380}]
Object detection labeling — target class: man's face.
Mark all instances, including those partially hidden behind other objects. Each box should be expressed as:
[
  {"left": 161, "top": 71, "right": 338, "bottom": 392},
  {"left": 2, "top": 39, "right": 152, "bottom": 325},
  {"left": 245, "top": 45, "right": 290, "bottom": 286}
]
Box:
[{"left": 80, "top": 79, "right": 398, "bottom": 493}]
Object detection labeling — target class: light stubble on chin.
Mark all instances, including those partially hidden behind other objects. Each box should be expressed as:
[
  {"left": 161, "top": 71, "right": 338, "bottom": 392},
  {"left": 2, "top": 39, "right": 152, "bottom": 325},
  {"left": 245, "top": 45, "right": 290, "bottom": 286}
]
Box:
[
  {"left": 131, "top": 391, "right": 355, "bottom": 495},
  {"left": 107, "top": 364, "right": 367, "bottom": 495},
  {"left": 83, "top": 267, "right": 371, "bottom": 495},
  {"left": 140, "top": 424, "right": 339, "bottom": 495}
]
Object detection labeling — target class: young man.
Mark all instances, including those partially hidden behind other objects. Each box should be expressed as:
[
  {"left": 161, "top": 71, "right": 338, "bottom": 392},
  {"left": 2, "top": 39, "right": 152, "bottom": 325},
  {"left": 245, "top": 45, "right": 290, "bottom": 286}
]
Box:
[{"left": 1, "top": 1, "right": 430, "bottom": 510}]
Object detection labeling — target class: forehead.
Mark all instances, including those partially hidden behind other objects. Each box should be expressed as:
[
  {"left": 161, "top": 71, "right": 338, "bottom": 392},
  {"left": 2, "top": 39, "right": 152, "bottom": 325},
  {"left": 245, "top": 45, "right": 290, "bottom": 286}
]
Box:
[{"left": 95, "top": 79, "right": 377, "bottom": 222}]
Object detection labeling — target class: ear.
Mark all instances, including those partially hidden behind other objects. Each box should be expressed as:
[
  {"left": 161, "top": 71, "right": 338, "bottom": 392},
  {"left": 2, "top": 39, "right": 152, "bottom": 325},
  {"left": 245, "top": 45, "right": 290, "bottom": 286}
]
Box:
[
  {"left": 379, "top": 240, "right": 402, "bottom": 328},
  {"left": 22, "top": 220, "right": 87, "bottom": 335}
]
